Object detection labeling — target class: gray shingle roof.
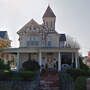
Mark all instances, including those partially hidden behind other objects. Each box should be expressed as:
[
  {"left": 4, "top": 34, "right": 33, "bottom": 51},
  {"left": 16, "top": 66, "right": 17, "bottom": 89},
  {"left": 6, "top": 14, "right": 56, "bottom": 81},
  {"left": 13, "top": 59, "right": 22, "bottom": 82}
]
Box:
[
  {"left": 43, "top": 6, "right": 56, "bottom": 18},
  {"left": 0, "top": 31, "right": 7, "bottom": 39}
]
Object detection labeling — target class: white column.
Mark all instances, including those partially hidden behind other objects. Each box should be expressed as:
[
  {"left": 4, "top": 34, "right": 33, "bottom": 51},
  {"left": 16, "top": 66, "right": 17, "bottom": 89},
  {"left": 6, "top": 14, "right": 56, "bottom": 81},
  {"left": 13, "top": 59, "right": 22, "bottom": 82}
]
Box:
[
  {"left": 39, "top": 51, "right": 42, "bottom": 68},
  {"left": 58, "top": 52, "right": 61, "bottom": 71},
  {"left": 16, "top": 52, "right": 20, "bottom": 71},
  {"left": 72, "top": 53, "right": 74, "bottom": 64},
  {"left": 9, "top": 54, "right": 12, "bottom": 61},
  {"left": 75, "top": 52, "right": 78, "bottom": 69}
]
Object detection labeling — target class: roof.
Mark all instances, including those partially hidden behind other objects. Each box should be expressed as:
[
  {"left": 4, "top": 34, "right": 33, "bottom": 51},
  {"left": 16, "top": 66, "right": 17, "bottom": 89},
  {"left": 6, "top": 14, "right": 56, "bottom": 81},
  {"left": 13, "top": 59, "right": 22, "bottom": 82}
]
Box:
[
  {"left": 26, "top": 19, "right": 40, "bottom": 27},
  {"left": 59, "top": 34, "right": 66, "bottom": 41},
  {"left": 0, "top": 31, "right": 7, "bottom": 39},
  {"left": 17, "top": 19, "right": 42, "bottom": 34},
  {"left": 43, "top": 6, "right": 56, "bottom": 18}
]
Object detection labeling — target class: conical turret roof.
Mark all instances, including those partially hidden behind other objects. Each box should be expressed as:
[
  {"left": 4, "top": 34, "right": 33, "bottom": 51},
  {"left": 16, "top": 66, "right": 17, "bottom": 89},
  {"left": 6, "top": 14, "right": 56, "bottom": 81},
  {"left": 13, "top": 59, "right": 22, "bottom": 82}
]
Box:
[{"left": 43, "top": 6, "right": 56, "bottom": 18}]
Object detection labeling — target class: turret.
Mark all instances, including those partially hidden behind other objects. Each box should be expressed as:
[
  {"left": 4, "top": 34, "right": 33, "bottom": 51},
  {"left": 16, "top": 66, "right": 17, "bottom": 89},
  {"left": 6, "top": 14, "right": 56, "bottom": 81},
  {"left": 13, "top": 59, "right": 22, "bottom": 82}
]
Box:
[{"left": 43, "top": 6, "right": 56, "bottom": 30}]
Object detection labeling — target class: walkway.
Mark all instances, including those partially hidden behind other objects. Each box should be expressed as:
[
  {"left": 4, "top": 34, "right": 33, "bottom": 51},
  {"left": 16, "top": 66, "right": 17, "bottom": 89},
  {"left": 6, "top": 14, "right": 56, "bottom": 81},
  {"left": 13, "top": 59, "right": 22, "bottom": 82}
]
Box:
[{"left": 39, "top": 71, "right": 60, "bottom": 90}]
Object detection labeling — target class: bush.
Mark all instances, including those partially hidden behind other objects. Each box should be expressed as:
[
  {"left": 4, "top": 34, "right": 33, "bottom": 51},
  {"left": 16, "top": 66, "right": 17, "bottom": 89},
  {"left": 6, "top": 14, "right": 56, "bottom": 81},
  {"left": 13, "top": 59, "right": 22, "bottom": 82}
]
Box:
[
  {"left": 0, "top": 59, "right": 10, "bottom": 70},
  {"left": 67, "top": 68, "right": 90, "bottom": 80},
  {"left": 79, "top": 57, "right": 89, "bottom": 71},
  {"left": 0, "top": 70, "right": 36, "bottom": 80},
  {"left": 19, "top": 71, "right": 35, "bottom": 80},
  {"left": 75, "top": 76, "right": 86, "bottom": 90},
  {"left": 66, "top": 69, "right": 87, "bottom": 80},
  {"left": 0, "top": 70, "right": 12, "bottom": 80},
  {"left": 87, "top": 69, "right": 90, "bottom": 76},
  {"left": 22, "top": 60, "right": 40, "bottom": 71}
]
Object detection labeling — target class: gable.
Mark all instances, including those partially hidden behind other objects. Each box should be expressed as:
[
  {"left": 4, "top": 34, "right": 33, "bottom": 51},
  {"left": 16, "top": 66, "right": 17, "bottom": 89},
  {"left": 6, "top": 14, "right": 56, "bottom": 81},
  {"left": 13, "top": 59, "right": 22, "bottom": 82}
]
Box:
[{"left": 17, "top": 19, "right": 42, "bottom": 34}]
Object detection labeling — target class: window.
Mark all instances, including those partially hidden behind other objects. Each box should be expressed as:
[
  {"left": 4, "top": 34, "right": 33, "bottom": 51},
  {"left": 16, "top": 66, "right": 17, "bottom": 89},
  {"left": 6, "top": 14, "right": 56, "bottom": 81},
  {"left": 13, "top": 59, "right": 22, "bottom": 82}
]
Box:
[
  {"left": 32, "top": 41, "right": 39, "bottom": 45},
  {"left": 27, "top": 41, "right": 30, "bottom": 46},
  {"left": 27, "top": 41, "right": 39, "bottom": 46},
  {"left": 48, "top": 41, "right": 52, "bottom": 47},
  {"left": 60, "top": 41, "right": 64, "bottom": 48},
  {"left": 27, "top": 36, "right": 39, "bottom": 46}
]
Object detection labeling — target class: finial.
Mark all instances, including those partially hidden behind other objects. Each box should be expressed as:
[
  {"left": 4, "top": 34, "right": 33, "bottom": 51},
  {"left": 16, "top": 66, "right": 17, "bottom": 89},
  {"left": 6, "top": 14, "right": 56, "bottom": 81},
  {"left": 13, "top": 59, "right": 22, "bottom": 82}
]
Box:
[{"left": 48, "top": 4, "right": 50, "bottom": 7}]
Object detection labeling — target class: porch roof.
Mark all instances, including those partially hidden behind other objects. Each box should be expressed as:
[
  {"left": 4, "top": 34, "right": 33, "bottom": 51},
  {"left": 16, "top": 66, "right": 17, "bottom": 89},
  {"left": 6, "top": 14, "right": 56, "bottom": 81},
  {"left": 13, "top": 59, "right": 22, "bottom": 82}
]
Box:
[{"left": 2, "top": 47, "right": 79, "bottom": 53}]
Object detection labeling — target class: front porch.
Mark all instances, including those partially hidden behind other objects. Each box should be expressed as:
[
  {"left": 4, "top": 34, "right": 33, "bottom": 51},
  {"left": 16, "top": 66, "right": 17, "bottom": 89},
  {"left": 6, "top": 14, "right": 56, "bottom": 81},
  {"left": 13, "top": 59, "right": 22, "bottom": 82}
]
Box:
[{"left": 2, "top": 47, "right": 79, "bottom": 71}]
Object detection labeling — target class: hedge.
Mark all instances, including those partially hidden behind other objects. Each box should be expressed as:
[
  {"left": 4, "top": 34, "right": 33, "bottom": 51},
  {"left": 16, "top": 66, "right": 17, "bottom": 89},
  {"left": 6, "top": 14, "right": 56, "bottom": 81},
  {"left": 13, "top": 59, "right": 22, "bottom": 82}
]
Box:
[
  {"left": 66, "top": 68, "right": 90, "bottom": 80},
  {"left": 75, "top": 76, "right": 86, "bottom": 90}
]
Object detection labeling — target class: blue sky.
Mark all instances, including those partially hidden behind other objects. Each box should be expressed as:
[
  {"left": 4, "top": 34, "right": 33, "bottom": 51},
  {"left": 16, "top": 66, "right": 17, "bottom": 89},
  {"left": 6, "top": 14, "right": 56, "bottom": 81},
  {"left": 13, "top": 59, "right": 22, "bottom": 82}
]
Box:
[{"left": 0, "top": 0, "right": 90, "bottom": 56}]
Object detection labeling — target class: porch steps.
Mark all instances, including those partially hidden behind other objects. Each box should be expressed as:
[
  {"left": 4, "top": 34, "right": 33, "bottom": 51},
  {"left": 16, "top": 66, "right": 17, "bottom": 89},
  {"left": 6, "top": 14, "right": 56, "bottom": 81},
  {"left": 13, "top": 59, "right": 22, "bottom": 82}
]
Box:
[{"left": 38, "top": 71, "right": 60, "bottom": 90}]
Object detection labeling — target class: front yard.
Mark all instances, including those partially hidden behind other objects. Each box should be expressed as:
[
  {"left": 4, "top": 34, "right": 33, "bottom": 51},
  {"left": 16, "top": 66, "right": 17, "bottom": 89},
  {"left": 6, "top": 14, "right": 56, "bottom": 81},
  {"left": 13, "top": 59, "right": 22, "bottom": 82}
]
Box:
[{"left": 0, "top": 59, "right": 40, "bottom": 90}]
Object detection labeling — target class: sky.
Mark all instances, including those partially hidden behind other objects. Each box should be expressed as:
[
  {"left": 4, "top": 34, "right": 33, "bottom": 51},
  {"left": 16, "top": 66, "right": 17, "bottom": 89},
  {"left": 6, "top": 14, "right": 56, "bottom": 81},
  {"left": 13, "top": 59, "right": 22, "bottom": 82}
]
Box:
[{"left": 0, "top": 0, "right": 90, "bottom": 56}]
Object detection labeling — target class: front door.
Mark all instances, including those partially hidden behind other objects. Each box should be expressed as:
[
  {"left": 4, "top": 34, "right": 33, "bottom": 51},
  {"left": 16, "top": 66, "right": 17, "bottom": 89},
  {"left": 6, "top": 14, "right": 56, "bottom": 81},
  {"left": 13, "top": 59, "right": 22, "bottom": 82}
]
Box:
[
  {"left": 46, "top": 54, "right": 57, "bottom": 70},
  {"left": 47, "top": 57, "right": 54, "bottom": 69}
]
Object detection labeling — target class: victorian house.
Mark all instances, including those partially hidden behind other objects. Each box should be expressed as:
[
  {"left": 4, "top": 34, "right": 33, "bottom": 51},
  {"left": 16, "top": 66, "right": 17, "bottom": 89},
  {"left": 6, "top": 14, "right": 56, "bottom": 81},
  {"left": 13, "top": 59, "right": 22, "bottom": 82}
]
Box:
[{"left": 2, "top": 6, "right": 80, "bottom": 71}]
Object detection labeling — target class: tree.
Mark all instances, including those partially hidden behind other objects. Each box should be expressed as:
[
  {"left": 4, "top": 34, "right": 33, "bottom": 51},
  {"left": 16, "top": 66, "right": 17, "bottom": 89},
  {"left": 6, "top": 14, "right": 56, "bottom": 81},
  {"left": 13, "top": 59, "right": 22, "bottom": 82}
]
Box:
[
  {"left": 0, "top": 39, "right": 10, "bottom": 48},
  {"left": 22, "top": 60, "right": 40, "bottom": 71},
  {"left": 79, "top": 56, "right": 89, "bottom": 71}
]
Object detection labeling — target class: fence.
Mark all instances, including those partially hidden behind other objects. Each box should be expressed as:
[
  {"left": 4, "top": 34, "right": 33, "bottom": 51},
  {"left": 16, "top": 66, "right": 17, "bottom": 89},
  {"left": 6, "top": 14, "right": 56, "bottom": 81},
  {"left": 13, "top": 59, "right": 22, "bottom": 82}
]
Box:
[
  {"left": 0, "top": 72, "right": 40, "bottom": 90},
  {"left": 59, "top": 72, "right": 75, "bottom": 90}
]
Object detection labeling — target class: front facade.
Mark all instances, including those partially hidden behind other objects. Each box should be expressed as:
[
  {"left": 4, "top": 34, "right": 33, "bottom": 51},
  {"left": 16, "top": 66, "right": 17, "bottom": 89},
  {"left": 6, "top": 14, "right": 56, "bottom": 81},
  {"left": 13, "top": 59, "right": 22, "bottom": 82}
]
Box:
[{"left": 2, "top": 6, "right": 80, "bottom": 71}]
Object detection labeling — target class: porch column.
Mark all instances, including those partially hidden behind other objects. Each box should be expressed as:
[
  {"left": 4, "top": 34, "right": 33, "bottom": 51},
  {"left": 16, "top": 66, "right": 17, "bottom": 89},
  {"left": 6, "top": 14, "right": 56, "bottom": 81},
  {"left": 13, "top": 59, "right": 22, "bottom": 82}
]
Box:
[
  {"left": 39, "top": 51, "right": 42, "bottom": 68},
  {"left": 3, "top": 54, "right": 7, "bottom": 64},
  {"left": 72, "top": 53, "right": 74, "bottom": 64},
  {"left": 16, "top": 52, "right": 20, "bottom": 71},
  {"left": 75, "top": 52, "right": 78, "bottom": 69},
  {"left": 9, "top": 54, "right": 12, "bottom": 61},
  {"left": 58, "top": 52, "right": 61, "bottom": 71}
]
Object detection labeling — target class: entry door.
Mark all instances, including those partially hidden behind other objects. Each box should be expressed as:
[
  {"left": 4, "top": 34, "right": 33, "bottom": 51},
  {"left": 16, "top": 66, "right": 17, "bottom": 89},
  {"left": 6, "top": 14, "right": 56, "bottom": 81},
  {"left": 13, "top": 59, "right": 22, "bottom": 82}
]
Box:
[{"left": 47, "top": 54, "right": 54, "bottom": 69}]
